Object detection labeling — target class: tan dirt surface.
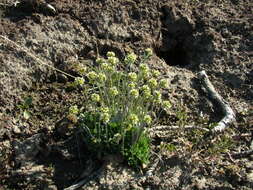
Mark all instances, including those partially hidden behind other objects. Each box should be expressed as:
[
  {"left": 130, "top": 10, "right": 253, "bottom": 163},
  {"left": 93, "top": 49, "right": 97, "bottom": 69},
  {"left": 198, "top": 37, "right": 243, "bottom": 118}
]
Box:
[{"left": 0, "top": 0, "right": 252, "bottom": 189}]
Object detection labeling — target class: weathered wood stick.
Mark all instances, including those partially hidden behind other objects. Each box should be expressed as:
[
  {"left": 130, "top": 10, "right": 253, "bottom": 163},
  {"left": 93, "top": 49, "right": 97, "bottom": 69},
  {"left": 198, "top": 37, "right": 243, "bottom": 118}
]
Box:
[
  {"left": 198, "top": 71, "right": 236, "bottom": 133},
  {"left": 231, "top": 149, "right": 253, "bottom": 159}
]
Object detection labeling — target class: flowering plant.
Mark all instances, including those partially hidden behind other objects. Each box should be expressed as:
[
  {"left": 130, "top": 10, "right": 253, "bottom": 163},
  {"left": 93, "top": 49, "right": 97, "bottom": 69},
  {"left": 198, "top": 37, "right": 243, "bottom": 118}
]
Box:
[{"left": 71, "top": 49, "right": 171, "bottom": 168}]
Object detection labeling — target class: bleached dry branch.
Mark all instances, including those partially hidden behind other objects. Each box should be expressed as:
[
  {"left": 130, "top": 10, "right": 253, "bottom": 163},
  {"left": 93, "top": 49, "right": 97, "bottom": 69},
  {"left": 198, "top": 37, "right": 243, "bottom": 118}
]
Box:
[
  {"left": 150, "top": 70, "right": 235, "bottom": 136},
  {"left": 198, "top": 70, "right": 236, "bottom": 133},
  {"left": 231, "top": 149, "right": 253, "bottom": 159}
]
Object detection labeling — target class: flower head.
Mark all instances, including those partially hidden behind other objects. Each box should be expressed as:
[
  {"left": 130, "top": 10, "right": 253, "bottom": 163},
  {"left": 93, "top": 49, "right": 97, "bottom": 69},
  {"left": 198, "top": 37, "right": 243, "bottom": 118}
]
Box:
[
  {"left": 96, "top": 58, "right": 105, "bottom": 64},
  {"left": 74, "top": 77, "right": 85, "bottom": 86},
  {"left": 91, "top": 93, "right": 100, "bottom": 102},
  {"left": 141, "top": 85, "right": 150, "bottom": 92},
  {"left": 144, "top": 115, "right": 152, "bottom": 124},
  {"left": 100, "top": 106, "right": 109, "bottom": 113},
  {"left": 101, "top": 112, "right": 110, "bottom": 123},
  {"left": 153, "top": 90, "right": 162, "bottom": 103},
  {"left": 124, "top": 52, "right": 137, "bottom": 64},
  {"left": 69, "top": 105, "right": 79, "bottom": 115},
  {"left": 106, "top": 51, "right": 116, "bottom": 58},
  {"left": 141, "top": 85, "right": 151, "bottom": 99},
  {"left": 87, "top": 71, "right": 98, "bottom": 81},
  {"left": 77, "top": 66, "right": 87, "bottom": 75},
  {"left": 159, "top": 79, "right": 168, "bottom": 88},
  {"left": 108, "top": 56, "right": 118, "bottom": 65},
  {"left": 98, "top": 73, "right": 107, "bottom": 82},
  {"left": 130, "top": 89, "right": 139, "bottom": 98},
  {"left": 128, "top": 72, "right": 137, "bottom": 82},
  {"left": 101, "top": 62, "right": 114, "bottom": 72},
  {"left": 128, "top": 114, "right": 139, "bottom": 125},
  {"left": 128, "top": 82, "right": 136, "bottom": 89},
  {"left": 163, "top": 100, "right": 172, "bottom": 109},
  {"left": 140, "top": 63, "right": 149, "bottom": 73},
  {"left": 148, "top": 78, "right": 158, "bottom": 88},
  {"left": 152, "top": 70, "right": 160, "bottom": 77},
  {"left": 145, "top": 48, "right": 153, "bottom": 57},
  {"left": 109, "top": 86, "right": 119, "bottom": 96}
]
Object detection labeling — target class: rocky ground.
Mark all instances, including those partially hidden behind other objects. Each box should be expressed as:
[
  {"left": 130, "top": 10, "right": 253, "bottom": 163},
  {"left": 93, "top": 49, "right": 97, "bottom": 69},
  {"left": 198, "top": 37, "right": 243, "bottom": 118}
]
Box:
[{"left": 0, "top": 0, "right": 252, "bottom": 189}]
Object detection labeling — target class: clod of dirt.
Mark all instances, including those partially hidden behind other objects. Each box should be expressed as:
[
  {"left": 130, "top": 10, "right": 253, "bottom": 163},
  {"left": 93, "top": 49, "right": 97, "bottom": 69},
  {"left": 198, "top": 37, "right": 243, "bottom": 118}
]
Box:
[{"left": 12, "top": 125, "right": 21, "bottom": 134}]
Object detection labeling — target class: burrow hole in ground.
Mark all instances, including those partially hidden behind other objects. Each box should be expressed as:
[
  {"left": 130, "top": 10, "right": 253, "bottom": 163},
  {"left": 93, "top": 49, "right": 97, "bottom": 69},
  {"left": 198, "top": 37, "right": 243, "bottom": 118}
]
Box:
[
  {"left": 155, "top": 42, "right": 190, "bottom": 67},
  {"left": 155, "top": 5, "right": 193, "bottom": 67}
]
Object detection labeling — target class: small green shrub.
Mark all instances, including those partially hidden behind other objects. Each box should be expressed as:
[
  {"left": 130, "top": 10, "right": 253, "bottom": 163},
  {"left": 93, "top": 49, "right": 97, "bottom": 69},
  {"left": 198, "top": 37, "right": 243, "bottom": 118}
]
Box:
[{"left": 71, "top": 49, "right": 171, "bottom": 169}]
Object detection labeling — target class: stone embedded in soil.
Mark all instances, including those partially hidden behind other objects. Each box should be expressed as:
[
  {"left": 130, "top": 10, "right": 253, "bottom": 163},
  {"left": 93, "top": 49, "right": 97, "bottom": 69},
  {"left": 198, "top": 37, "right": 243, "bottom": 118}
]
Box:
[
  {"left": 193, "top": 177, "right": 207, "bottom": 189},
  {"left": 12, "top": 125, "right": 21, "bottom": 134}
]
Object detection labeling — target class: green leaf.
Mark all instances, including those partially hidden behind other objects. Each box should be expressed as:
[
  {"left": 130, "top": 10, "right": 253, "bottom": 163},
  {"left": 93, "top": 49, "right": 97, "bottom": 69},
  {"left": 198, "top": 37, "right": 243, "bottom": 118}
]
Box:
[{"left": 24, "top": 97, "right": 33, "bottom": 107}]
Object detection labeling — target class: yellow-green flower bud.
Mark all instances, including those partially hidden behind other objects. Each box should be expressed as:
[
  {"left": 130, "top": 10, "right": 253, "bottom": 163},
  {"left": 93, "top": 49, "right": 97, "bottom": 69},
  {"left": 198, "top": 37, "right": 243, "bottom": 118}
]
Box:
[
  {"left": 69, "top": 105, "right": 79, "bottom": 115},
  {"left": 108, "top": 56, "right": 118, "bottom": 65},
  {"left": 141, "top": 85, "right": 150, "bottom": 92},
  {"left": 128, "top": 72, "right": 137, "bottom": 82},
  {"left": 101, "top": 112, "right": 110, "bottom": 123},
  {"left": 142, "top": 71, "right": 150, "bottom": 80},
  {"left": 74, "top": 77, "right": 85, "bottom": 86},
  {"left": 141, "top": 85, "right": 151, "bottom": 98},
  {"left": 91, "top": 93, "right": 100, "bottom": 102},
  {"left": 109, "top": 86, "right": 119, "bottom": 96},
  {"left": 145, "top": 48, "right": 153, "bottom": 57},
  {"left": 140, "top": 63, "right": 149, "bottom": 73},
  {"left": 163, "top": 100, "right": 172, "bottom": 109},
  {"left": 87, "top": 71, "right": 98, "bottom": 81},
  {"left": 153, "top": 90, "right": 162, "bottom": 102},
  {"left": 124, "top": 52, "right": 137, "bottom": 64},
  {"left": 98, "top": 73, "right": 107, "bottom": 82},
  {"left": 96, "top": 58, "right": 105, "bottom": 64},
  {"left": 128, "top": 114, "right": 139, "bottom": 125},
  {"left": 159, "top": 79, "right": 168, "bottom": 88},
  {"left": 152, "top": 70, "right": 160, "bottom": 77},
  {"left": 128, "top": 82, "right": 136, "bottom": 89},
  {"left": 101, "top": 62, "right": 114, "bottom": 72},
  {"left": 106, "top": 51, "right": 116, "bottom": 57},
  {"left": 130, "top": 89, "right": 139, "bottom": 98},
  {"left": 100, "top": 106, "right": 109, "bottom": 113},
  {"left": 144, "top": 115, "right": 152, "bottom": 124},
  {"left": 148, "top": 78, "right": 158, "bottom": 88},
  {"left": 78, "top": 66, "right": 87, "bottom": 75},
  {"left": 112, "top": 133, "right": 122, "bottom": 144}
]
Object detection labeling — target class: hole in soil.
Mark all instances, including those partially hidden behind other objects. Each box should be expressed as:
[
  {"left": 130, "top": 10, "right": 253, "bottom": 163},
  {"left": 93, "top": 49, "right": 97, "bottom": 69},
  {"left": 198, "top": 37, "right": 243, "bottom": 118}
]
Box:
[
  {"left": 156, "top": 5, "right": 194, "bottom": 67},
  {"left": 155, "top": 43, "right": 189, "bottom": 66}
]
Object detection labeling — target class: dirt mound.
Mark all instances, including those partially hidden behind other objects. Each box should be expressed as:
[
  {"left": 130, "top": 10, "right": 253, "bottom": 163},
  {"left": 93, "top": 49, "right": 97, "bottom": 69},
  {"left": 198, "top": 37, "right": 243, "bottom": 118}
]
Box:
[{"left": 0, "top": 0, "right": 252, "bottom": 189}]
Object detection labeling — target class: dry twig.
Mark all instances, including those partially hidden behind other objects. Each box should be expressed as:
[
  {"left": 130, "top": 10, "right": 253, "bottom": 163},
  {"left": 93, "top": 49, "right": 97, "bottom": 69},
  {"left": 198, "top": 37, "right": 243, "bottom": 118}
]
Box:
[
  {"left": 150, "top": 70, "right": 235, "bottom": 137},
  {"left": 231, "top": 149, "right": 253, "bottom": 159},
  {"left": 198, "top": 71, "right": 236, "bottom": 132}
]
